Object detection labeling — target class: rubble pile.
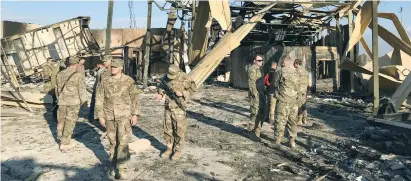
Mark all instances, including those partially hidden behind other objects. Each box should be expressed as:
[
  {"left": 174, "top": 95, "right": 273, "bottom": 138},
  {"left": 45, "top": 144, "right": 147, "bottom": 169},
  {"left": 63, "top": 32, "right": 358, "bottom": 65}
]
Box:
[{"left": 296, "top": 125, "right": 411, "bottom": 181}]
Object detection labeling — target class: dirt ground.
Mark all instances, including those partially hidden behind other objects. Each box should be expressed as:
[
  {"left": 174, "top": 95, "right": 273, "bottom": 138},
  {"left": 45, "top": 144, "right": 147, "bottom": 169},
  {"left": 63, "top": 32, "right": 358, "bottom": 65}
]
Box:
[{"left": 2, "top": 83, "right": 411, "bottom": 181}]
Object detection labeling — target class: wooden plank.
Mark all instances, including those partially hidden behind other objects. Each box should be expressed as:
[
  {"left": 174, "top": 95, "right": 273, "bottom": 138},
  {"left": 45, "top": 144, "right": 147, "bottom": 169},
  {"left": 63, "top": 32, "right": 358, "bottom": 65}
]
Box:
[
  {"left": 1, "top": 100, "right": 48, "bottom": 109},
  {"left": 1, "top": 91, "right": 53, "bottom": 104}
]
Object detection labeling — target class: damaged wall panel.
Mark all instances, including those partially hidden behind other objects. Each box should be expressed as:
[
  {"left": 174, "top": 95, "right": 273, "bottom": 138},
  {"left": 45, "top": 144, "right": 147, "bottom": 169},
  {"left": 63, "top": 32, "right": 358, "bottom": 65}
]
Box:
[{"left": 1, "top": 17, "right": 100, "bottom": 77}]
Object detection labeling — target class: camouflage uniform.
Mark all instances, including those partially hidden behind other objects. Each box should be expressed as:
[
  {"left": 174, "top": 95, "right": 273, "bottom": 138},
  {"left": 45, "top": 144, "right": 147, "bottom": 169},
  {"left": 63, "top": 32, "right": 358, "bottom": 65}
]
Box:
[
  {"left": 95, "top": 59, "right": 140, "bottom": 171},
  {"left": 247, "top": 64, "right": 266, "bottom": 136},
  {"left": 42, "top": 60, "right": 60, "bottom": 119},
  {"left": 42, "top": 61, "right": 60, "bottom": 93},
  {"left": 55, "top": 57, "right": 87, "bottom": 148},
  {"left": 159, "top": 65, "right": 195, "bottom": 160},
  {"left": 296, "top": 67, "right": 309, "bottom": 124},
  {"left": 90, "top": 57, "right": 112, "bottom": 121},
  {"left": 273, "top": 66, "right": 299, "bottom": 144}
]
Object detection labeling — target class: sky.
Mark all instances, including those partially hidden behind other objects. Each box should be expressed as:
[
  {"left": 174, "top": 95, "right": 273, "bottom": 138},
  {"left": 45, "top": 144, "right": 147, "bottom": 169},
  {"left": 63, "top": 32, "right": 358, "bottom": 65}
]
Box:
[{"left": 1, "top": 0, "right": 411, "bottom": 56}]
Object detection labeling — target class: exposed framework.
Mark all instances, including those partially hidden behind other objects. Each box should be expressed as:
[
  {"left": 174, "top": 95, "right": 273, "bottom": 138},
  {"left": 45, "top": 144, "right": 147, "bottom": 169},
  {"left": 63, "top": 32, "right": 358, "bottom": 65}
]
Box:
[{"left": 164, "top": 0, "right": 354, "bottom": 46}]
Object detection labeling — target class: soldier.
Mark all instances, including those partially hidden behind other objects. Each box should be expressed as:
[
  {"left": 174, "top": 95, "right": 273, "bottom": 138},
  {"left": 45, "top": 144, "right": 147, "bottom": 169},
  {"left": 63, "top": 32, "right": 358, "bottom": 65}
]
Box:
[
  {"left": 42, "top": 57, "right": 60, "bottom": 119},
  {"left": 273, "top": 55, "right": 299, "bottom": 148},
  {"left": 294, "top": 59, "right": 309, "bottom": 125},
  {"left": 55, "top": 57, "right": 87, "bottom": 151},
  {"left": 98, "top": 55, "right": 112, "bottom": 85},
  {"left": 42, "top": 57, "right": 56, "bottom": 93},
  {"left": 155, "top": 64, "right": 195, "bottom": 160},
  {"left": 77, "top": 57, "right": 86, "bottom": 79},
  {"left": 247, "top": 54, "right": 266, "bottom": 138},
  {"left": 89, "top": 56, "right": 112, "bottom": 121},
  {"left": 95, "top": 58, "right": 140, "bottom": 179},
  {"left": 265, "top": 61, "right": 278, "bottom": 125}
]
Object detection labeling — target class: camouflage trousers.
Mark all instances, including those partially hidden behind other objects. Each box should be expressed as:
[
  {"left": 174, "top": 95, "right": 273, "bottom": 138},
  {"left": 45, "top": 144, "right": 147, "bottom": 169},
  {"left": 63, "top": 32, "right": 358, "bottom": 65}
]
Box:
[
  {"left": 267, "top": 94, "right": 278, "bottom": 124},
  {"left": 297, "top": 95, "right": 308, "bottom": 124},
  {"left": 249, "top": 92, "right": 267, "bottom": 131},
  {"left": 106, "top": 119, "right": 131, "bottom": 169},
  {"left": 274, "top": 100, "right": 298, "bottom": 143},
  {"left": 164, "top": 106, "right": 187, "bottom": 152},
  {"left": 57, "top": 105, "right": 80, "bottom": 145}
]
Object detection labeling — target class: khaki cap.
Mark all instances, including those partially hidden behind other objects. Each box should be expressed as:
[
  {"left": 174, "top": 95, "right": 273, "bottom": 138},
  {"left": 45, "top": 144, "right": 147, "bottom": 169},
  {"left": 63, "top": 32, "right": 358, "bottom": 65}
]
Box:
[
  {"left": 167, "top": 64, "right": 180, "bottom": 80},
  {"left": 102, "top": 55, "right": 113, "bottom": 62}
]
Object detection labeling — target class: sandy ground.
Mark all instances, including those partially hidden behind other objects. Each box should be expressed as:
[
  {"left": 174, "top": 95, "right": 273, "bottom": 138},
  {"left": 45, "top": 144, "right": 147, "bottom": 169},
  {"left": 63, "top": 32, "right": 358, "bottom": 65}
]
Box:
[{"left": 2, "top": 84, "right": 411, "bottom": 181}]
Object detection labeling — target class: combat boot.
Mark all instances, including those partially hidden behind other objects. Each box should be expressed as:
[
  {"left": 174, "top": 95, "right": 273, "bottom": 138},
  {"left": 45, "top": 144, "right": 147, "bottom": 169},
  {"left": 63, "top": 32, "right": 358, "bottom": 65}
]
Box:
[
  {"left": 161, "top": 149, "right": 173, "bottom": 158},
  {"left": 117, "top": 169, "right": 128, "bottom": 180},
  {"left": 171, "top": 151, "right": 182, "bottom": 160},
  {"left": 288, "top": 137, "right": 296, "bottom": 148}
]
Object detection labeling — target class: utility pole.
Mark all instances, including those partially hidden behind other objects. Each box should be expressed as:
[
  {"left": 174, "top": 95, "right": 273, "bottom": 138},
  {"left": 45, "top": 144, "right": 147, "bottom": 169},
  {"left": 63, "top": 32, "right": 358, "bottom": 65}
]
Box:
[
  {"left": 372, "top": 0, "right": 379, "bottom": 115},
  {"left": 143, "top": 0, "right": 153, "bottom": 88},
  {"left": 105, "top": 0, "right": 114, "bottom": 56}
]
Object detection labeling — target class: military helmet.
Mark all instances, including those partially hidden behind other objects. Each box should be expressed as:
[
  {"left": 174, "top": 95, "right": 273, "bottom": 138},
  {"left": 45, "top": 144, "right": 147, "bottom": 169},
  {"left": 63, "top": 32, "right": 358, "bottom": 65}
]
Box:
[
  {"left": 111, "top": 58, "right": 124, "bottom": 68},
  {"left": 167, "top": 64, "right": 181, "bottom": 80},
  {"left": 68, "top": 56, "right": 80, "bottom": 65}
]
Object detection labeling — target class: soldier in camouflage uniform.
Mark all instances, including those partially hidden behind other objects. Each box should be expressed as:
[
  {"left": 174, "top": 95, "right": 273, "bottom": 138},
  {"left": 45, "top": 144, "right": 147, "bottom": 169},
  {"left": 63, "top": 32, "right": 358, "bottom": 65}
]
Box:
[
  {"left": 55, "top": 57, "right": 87, "bottom": 151},
  {"left": 294, "top": 59, "right": 309, "bottom": 125},
  {"left": 42, "top": 57, "right": 60, "bottom": 119},
  {"left": 89, "top": 55, "right": 112, "bottom": 121},
  {"left": 95, "top": 58, "right": 140, "bottom": 179},
  {"left": 247, "top": 54, "right": 266, "bottom": 138},
  {"left": 273, "top": 55, "right": 299, "bottom": 148},
  {"left": 42, "top": 57, "right": 56, "bottom": 93},
  {"left": 156, "top": 64, "right": 195, "bottom": 160}
]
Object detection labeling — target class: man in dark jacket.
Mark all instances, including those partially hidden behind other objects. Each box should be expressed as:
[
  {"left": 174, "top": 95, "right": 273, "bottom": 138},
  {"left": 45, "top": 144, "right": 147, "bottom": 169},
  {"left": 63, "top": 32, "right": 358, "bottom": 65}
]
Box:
[{"left": 265, "top": 61, "right": 278, "bottom": 124}]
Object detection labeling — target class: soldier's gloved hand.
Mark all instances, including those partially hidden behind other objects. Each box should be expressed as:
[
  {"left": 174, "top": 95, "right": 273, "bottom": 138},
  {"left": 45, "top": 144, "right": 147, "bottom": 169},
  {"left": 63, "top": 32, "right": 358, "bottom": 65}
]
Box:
[
  {"left": 130, "top": 115, "right": 138, "bottom": 126},
  {"left": 175, "top": 91, "right": 183, "bottom": 97},
  {"left": 99, "top": 118, "right": 106, "bottom": 127}
]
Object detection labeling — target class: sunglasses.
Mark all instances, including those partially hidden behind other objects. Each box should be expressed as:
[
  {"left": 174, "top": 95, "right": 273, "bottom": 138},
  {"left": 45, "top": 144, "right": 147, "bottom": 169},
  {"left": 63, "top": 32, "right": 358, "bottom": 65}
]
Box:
[{"left": 256, "top": 59, "right": 263, "bottom": 62}]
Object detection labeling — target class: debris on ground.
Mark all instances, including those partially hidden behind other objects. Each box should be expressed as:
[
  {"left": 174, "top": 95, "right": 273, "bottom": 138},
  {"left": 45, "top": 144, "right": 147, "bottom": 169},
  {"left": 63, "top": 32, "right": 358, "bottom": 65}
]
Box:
[{"left": 1, "top": 84, "right": 411, "bottom": 180}]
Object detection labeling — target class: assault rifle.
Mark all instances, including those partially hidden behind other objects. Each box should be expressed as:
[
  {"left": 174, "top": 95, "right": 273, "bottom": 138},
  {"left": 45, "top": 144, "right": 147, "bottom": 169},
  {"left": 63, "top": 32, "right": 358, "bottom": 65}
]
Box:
[{"left": 160, "top": 78, "right": 186, "bottom": 109}]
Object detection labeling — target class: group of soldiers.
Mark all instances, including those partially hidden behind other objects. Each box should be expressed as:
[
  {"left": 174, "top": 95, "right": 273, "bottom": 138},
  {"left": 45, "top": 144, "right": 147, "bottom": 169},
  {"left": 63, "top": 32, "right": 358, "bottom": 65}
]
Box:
[
  {"left": 39, "top": 52, "right": 307, "bottom": 179},
  {"left": 247, "top": 54, "right": 309, "bottom": 148},
  {"left": 41, "top": 56, "right": 195, "bottom": 179}
]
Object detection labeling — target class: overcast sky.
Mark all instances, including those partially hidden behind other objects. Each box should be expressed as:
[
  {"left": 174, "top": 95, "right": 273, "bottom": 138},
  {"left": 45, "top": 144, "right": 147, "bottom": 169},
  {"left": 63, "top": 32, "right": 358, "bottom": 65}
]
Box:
[{"left": 1, "top": 0, "right": 411, "bottom": 56}]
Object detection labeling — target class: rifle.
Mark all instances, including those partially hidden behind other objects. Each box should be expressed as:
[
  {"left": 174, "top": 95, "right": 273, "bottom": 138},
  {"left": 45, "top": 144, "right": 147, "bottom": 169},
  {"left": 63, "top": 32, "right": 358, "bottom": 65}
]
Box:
[{"left": 160, "top": 78, "right": 186, "bottom": 110}]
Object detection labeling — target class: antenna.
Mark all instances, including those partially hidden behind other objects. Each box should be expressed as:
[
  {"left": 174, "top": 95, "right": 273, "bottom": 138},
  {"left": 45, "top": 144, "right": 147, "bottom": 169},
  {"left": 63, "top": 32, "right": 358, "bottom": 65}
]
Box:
[{"left": 399, "top": 6, "right": 403, "bottom": 23}]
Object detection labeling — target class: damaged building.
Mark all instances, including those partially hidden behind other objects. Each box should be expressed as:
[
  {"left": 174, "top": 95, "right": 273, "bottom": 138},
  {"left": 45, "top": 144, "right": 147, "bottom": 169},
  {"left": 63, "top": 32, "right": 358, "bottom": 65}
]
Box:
[{"left": 1, "top": 0, "right": 411, "bottom": 181}]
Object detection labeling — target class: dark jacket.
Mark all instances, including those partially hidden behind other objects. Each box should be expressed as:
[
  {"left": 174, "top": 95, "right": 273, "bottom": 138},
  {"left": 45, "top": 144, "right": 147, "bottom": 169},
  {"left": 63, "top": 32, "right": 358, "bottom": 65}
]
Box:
[{"left": 266, "top": 68, "right": 277, "bottom": 94}]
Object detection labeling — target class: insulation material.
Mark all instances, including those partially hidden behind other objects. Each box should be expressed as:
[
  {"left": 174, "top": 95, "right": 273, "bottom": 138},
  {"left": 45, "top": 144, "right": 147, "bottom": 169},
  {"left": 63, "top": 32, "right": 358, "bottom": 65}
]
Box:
[
  {"left": 188, "top": 1, "right": 211, "bottom": 65},
  {"left": 188, "top": 3, "right": 277, "bottom": 88},
  {"left": 209, "top": 0, "right": 232, "bottom": 31}
]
